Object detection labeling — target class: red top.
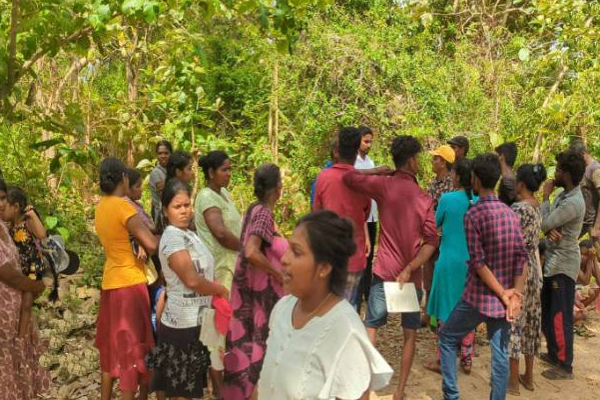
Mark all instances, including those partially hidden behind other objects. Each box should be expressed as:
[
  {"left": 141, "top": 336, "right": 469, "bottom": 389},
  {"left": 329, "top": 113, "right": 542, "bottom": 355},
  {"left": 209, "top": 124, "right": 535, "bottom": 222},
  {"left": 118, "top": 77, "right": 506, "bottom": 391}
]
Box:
[
  {"left": 343, "top": 170, "right": 439, "bottom": 288},
  {"left": 313, "top": 163, "right": 371, "bottom": 273}
]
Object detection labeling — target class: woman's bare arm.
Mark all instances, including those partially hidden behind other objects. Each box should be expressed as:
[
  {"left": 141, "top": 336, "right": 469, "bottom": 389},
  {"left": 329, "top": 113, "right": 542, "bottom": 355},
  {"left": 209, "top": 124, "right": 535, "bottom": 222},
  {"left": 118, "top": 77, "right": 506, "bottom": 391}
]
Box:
[
  {"left": 126, "top": 214, "right": 158, "bottom": 255},
  {"left": 203, "top": 207, "right": 241, "bottom": 251},
  {"left": 168, "top": 250, "right": 228, "bottom": 298},
  {"left": 245, "top": 235, "right": 283, "bottom": 282}
]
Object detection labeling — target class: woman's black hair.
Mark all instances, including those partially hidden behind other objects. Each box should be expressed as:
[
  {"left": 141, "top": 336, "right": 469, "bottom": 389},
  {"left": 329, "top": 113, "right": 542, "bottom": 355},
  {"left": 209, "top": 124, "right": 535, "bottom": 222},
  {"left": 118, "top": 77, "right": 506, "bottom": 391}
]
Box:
[
  {"left": 198, "top": 151, "right": 230, "bottom": 181},
  {"left": 254, "top": 163, "right": 281, "bottom": 202},
  {"left": 358, "top": 125, "right": 373, "bottom": 137},
  {"left": 296, "top": 210, "right": 356, "bottom": 297},
  {"left": 166, "top": 151, "right": 193, "bottom": 181},
  {"left": 99, "top": 158, "right": 127, "bottom": 195},
  {"left": 156, "top": 140, "right": 173, "bottom": 153},
  {"left": 6, "top": 186, "right": 28, "bottom": 213},
  {"left": 453, "top": 158, "right": 474, "bottom": 203},
  {"left": 127, "top": 168, "right": 142, "bottom": 188},
  {"left": 161, "top": 178, "right": 191, "bottom": 211},
  {"left": 0, "top": 179, "right": 6, "bottom": 193},
  {"left": 516, "top": 163, "right": 547, "bottom": 192}
]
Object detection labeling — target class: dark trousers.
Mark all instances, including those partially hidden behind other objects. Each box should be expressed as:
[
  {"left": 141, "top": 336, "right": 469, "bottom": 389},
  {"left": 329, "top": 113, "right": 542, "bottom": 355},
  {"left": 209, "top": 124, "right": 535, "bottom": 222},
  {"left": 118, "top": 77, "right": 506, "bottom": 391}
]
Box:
[
  {"left": 357, "top": 221, "right": 378, "bottom": 312},
  {"left": 541, "top": 273, "right": 575, "bottom": 373}
]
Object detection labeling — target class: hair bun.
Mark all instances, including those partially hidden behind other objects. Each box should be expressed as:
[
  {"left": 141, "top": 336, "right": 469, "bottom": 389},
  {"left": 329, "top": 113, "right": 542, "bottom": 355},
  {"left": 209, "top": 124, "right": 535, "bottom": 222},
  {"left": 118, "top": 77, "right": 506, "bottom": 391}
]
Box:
[{"left": 533, "top": 163, "right": 547, "bottom": 184}]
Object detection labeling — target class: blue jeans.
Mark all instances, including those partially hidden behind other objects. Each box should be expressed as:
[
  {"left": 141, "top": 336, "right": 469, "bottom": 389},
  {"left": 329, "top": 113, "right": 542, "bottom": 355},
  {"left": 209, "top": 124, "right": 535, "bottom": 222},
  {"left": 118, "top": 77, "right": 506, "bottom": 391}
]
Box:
[
  {"left": 439, "top": 300, "right": 510, "bottom": 400},
  {"left": 364, "top": 275, "right": 423, "bottom": 330}
]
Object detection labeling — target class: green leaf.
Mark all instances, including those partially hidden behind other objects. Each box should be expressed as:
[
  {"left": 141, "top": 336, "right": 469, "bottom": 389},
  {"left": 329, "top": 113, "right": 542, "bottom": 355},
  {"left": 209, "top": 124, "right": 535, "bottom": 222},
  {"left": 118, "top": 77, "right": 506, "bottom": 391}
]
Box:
[
  {"left": 56, "top": 227, "right": 70, "bottom": 241},
  {"left": 518, "top": 48, "right": 530, "bottom": 61},
  {"left": 143, "top": 1, "right": 159, "bottom": 23},
  {"left": 122, "top": 0, "right": 143, "bottom": 15},
  {"left": 45, "top": 216, "right": 58, "bottom": 230},
  {"left": 50, "top": 154, "right": 62, "bottom": 172},
  {"left": 136, "top": 158, "right": 155, "bottom": 170},
  {"left": 29, "top": 138, "right": 66, "bottom": 150}
]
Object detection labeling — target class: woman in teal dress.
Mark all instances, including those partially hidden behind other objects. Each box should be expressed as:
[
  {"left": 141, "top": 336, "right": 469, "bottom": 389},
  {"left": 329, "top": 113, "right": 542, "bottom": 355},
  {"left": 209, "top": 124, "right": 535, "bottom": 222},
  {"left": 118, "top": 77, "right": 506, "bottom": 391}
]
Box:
[{"left": 426, "top": 158, "right": 477, "bottom": 374}]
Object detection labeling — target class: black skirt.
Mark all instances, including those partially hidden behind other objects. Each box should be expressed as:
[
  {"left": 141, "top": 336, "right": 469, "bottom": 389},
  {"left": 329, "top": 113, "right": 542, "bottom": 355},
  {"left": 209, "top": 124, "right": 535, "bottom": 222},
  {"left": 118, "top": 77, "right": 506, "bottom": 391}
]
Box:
[{"left": 145, "top": 322, "right": 211, "bottom": 397}]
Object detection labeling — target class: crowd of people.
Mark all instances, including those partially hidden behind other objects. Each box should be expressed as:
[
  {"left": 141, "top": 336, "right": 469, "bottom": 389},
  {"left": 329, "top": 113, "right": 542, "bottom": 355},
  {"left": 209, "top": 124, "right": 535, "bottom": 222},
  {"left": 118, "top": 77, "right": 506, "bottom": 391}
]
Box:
[{"left": 0, "top": 127, "right": 598, "bottom": 400}]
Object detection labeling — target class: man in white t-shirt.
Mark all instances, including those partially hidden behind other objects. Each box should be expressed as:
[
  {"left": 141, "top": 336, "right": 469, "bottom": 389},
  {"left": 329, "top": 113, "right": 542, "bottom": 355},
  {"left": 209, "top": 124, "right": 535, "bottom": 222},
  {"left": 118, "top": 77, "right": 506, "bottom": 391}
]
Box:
[{"left": 354, "top": 126, "right": 378, "bottom": 311}]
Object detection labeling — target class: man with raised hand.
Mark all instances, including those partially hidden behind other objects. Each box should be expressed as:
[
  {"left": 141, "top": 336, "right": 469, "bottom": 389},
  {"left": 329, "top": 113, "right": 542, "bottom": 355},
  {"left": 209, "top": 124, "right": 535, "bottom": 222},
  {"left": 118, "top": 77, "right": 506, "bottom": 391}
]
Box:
[{"left": 344, "top": 135, "right": 438, "bottom": 400}]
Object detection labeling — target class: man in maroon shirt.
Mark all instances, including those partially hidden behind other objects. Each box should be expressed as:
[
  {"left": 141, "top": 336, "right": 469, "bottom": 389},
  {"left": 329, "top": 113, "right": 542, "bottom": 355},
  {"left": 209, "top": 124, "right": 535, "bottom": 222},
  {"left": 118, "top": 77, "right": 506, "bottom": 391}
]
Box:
[
  {"left": 344, "top": 135, "right": 439, "bottom": 400},
  {"left": 313, "top": 127, "right": 371, "bottom": 308}
]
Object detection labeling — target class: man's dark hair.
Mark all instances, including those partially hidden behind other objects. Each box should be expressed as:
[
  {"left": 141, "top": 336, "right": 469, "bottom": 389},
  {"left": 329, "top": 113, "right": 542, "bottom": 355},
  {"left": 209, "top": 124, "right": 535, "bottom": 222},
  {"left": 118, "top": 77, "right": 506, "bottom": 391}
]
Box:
[
  {"left": 337, "top": 127, "right": 362, "bottom": 163},
  {"left": 358, "top": 126, "right": 373, "bottom": 137},
  {"left": 556, "top": 150, "right": 586, "bottom": 186},
  {"left": 0, "top": 178, "right": 6, "bottom": 193},
  {"left": 495, "top": 142, "right": 518, "bottom": 168},
  {"left": 296, "top": 210, "right": 356, "bottom": 297},
  {"left": 569, "top": 139, "right": 588, "bottom": 157},
  {"left": 472, "top": 153, "right": 501, "bottom": 189},
  {"left": 391, "top": 136, "right": 422, "bottom": 168}
]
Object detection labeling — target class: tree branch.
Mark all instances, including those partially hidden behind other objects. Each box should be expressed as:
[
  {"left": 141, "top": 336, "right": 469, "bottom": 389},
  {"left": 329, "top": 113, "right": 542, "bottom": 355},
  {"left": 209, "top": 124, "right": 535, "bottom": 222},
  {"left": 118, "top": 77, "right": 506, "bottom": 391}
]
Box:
[
  {"left": 532, "top": 64, "right": 568, "bottom": 163},
  {"left": 15, "top": 25, "right": 94, "bottom": 83}
]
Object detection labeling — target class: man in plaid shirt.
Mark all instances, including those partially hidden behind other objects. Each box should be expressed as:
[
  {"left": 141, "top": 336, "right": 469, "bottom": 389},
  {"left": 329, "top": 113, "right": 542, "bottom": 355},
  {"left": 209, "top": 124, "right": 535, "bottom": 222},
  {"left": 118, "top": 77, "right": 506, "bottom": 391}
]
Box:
[{"left": 437, "top": 153, "right": 527, "bottom": 400}]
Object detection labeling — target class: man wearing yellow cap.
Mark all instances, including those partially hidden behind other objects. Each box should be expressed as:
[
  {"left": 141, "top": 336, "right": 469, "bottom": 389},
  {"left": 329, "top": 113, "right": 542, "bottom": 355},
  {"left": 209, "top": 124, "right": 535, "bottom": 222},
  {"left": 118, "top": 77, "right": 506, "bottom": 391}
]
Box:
[
  {"left": 428, "top": 145, "right": 456, "bottom": 210},
  {"left": 423, "top": 144, "right": 456, "bottom": 328}
]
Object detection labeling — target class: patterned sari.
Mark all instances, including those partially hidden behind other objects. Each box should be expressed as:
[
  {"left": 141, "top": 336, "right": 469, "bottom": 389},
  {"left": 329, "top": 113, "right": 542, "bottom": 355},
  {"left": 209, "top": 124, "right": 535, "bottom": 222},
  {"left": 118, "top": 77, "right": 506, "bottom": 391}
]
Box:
[
  {"left": 0, "top": 221, "right": 50, "bottom": 399},
  {"left": 222, "top": 203, "right": 286, "bottom": 400}
]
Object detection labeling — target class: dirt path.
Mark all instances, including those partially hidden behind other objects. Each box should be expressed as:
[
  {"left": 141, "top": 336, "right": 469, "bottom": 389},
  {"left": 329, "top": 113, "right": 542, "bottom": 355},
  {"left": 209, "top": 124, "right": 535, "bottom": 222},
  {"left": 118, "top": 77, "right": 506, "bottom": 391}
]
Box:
[{"left": 371, "top": 312, "right": 600, "bottom": 400}]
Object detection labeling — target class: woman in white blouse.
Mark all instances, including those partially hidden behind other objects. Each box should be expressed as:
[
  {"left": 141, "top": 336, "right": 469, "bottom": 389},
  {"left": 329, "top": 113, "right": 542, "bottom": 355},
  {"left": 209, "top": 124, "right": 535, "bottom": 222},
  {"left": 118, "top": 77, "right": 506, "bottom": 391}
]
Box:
[{"left": 255, "top": 210, "right": 393, "bottom": 400}]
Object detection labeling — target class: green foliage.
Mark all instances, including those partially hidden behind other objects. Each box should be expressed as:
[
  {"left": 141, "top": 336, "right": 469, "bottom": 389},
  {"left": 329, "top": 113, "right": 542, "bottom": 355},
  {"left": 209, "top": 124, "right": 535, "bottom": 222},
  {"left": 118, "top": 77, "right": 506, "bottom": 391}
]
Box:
[{"left": 2, "top": 0, "right": 600, "bottom": 283}]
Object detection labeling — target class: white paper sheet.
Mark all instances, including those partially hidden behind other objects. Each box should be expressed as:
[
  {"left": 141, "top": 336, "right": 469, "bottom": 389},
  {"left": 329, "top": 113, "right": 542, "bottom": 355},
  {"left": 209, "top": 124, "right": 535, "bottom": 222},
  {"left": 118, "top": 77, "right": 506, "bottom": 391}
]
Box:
[{"left": 383, "top": 282, "right": 420, "bottom": 313}]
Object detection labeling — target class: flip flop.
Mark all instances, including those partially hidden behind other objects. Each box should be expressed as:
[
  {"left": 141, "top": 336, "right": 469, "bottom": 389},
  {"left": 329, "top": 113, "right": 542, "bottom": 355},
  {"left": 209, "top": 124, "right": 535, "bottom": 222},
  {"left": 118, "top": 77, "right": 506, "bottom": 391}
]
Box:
[
  {"left": 519, "top": 374, "right": 534, "bottom": 391},
  {"left": 542, "top": 367, "right": 574, "bottom": 380},
  {"left": 507, "top": 387, "right": 520, "bottom": 396}
]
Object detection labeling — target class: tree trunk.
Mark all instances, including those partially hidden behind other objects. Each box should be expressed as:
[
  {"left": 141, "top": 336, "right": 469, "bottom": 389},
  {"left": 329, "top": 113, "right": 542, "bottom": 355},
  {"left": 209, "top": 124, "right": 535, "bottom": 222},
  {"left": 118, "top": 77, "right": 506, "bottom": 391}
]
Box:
[
  {"left": 532, "top": 64, "right": 567, "bottom": 163},
  {"left": 268, "top": 59, "right": 280, "bottom": 163},
  {"left": 125, "top": 27, "right": 140, "bottom": 167},
  {"left": 1, "top": 0, "right": 20, "bottom": 113}
]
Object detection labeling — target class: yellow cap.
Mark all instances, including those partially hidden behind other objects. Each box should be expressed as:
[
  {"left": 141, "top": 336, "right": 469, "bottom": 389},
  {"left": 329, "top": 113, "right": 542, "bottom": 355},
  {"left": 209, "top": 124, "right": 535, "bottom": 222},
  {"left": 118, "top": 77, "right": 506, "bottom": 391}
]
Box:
[{"left": 429, "top": 145, "right": 456, "bottom": 163}]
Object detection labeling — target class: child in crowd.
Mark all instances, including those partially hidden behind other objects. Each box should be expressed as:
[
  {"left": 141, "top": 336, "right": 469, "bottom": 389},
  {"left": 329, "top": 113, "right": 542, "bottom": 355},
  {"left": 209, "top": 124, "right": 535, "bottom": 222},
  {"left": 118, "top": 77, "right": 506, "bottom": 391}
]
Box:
[
  {"left": 126, "top": 168, "right": 166, "bottom": 330},
  {"left": 2, "top": 186, "right": 48, "bottom": 338},
  {"left": 574, "top": 240, "right": 600, "bottom": 323}
]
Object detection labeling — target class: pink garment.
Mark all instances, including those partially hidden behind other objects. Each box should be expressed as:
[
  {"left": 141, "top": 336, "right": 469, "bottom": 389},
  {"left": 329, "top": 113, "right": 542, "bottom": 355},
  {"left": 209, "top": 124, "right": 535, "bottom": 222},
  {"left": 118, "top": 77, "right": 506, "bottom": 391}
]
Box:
[
  {"left": 212, "top": 295, "right": 232, "bottom": 335},
  {"left": 265, "top": 236, "right": 289, "bottom": 297},
  {"left": 344, "top": 170, "right": 439, "bottom": 288},
  {"left": 313, "top": 164, "right": 371, "bottom": 273}
]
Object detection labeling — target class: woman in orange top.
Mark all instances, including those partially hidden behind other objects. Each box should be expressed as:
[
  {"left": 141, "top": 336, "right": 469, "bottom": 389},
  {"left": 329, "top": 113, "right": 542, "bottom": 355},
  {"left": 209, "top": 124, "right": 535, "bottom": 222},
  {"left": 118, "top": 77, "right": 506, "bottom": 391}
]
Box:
[{"left": 94, "top": 158, "right": 158, "bottom": 400}]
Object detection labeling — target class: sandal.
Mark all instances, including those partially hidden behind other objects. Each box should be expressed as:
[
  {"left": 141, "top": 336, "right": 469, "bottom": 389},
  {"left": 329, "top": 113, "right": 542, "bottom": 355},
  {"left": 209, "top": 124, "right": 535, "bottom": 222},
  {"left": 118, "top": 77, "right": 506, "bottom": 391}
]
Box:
[
  {"left": 542, "top": 366, "right": 574, "bottom": 380},
  {"left": 518, "top": 374, "right": 534, "bottom": 391},
  {"left": 507, "top": 387, "right": 520, "bottom": 396}
]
